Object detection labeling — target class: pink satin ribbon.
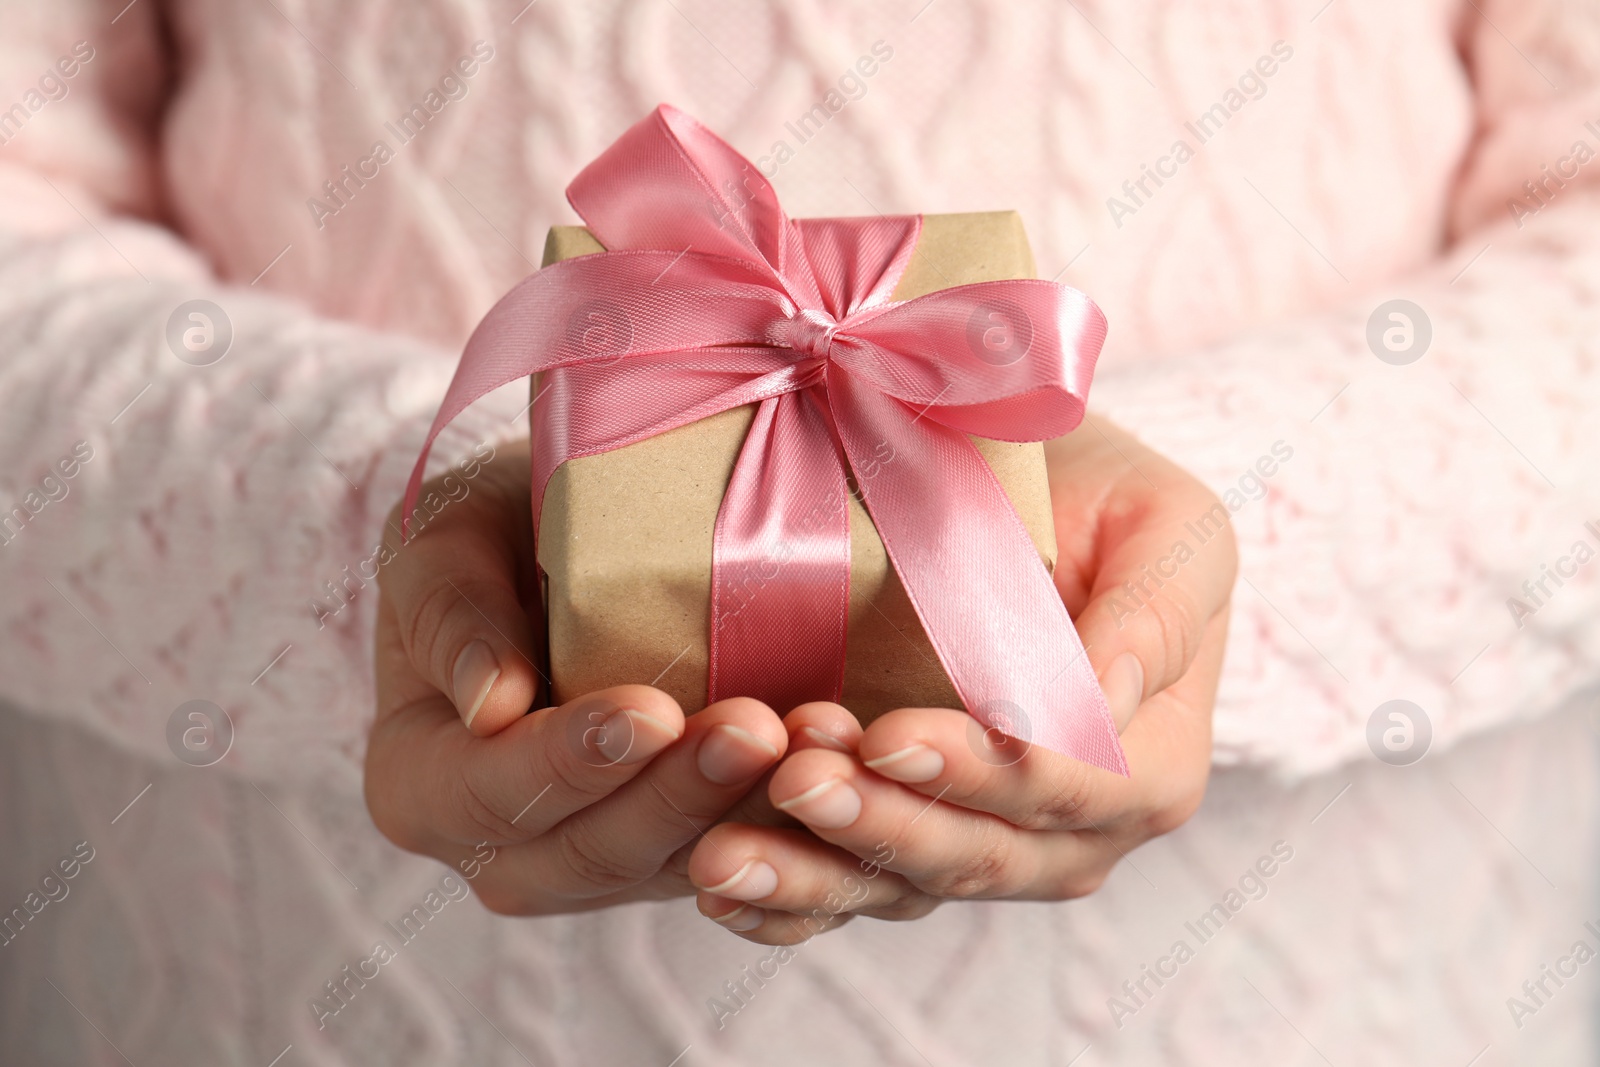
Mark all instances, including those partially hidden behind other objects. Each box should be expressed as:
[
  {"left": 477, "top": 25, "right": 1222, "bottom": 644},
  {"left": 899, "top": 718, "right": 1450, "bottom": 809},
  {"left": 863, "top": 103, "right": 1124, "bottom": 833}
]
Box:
[{"left": 405, "top": 104, "right": 1127, "bottom": 775}]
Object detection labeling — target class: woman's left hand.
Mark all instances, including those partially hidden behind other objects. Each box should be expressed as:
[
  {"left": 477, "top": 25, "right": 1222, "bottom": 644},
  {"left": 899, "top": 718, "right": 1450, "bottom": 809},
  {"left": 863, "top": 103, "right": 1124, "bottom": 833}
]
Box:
[{"left": 687, "top": 417, "right": 1237, "bottom": 942}]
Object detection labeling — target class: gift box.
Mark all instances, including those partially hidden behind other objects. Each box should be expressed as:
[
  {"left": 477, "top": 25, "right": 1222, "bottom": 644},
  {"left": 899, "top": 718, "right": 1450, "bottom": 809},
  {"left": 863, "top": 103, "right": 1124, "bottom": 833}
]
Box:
[
  {"left": 536, "top": 213, "right": 1059, "bottom": 722},
  {"left": 409, "top": 104, "right": 1127, "bottom": 771}
]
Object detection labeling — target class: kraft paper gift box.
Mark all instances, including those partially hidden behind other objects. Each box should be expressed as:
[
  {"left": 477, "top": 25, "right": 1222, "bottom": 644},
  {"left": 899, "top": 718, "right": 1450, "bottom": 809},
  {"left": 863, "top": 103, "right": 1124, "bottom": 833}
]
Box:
[{"left": 535, "top": 211, "right": 1060, "bottom": 721}]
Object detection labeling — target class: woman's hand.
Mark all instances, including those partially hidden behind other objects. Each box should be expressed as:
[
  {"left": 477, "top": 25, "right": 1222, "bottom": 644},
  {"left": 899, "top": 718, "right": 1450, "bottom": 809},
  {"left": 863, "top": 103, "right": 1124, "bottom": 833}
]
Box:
[
  {"left": 364, "top": 439, "right": 802, "bottom": 915},
  {"left": 685, "top": 418, "right": 1236, "bottom": 942}
]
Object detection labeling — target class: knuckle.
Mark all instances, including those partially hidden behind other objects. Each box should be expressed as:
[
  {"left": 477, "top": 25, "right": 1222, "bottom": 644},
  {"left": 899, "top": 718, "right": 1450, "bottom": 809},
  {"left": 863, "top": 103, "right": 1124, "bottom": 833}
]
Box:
[
  {"left": 399, "top": 577, "right": 465, "bottom": 675},
  {"left": 918, "top": 832, "right": 1015, "bottom": 898},
  {"left": 555, "top": 823, "right": 652, "bottom": 893},
  {"left": 1016, "top": 765, "right": 1096, "bottom": 831},
  {"left": 450, "top": 773, "right": 522, "bottom": 844},
  {"left": 1145, "top": 586, "right": 1204, "bottom": 689},
  {"left": 538, "top": 726, "right": 617, "bottom": 805}
]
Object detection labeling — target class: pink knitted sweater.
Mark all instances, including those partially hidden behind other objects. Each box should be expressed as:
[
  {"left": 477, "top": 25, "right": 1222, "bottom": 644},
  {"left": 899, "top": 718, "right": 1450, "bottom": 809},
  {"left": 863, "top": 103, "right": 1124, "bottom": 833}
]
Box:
[{"left": 2, "top": 1, "right": 1599, "bottom": 1064}]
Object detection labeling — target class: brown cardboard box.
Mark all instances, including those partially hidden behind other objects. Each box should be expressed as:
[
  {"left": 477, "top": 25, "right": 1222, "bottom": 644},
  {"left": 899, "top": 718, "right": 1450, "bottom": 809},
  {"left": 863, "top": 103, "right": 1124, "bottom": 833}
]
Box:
[{"left": 536, "top": 212, "right": 1059, "bottom": 721}]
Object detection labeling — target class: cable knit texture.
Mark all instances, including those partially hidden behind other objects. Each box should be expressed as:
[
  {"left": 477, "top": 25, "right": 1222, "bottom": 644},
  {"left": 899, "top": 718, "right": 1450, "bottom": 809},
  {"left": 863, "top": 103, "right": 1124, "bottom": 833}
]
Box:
[{"left": 2, "top": 0, "right": 1599, "bottom": 1063}]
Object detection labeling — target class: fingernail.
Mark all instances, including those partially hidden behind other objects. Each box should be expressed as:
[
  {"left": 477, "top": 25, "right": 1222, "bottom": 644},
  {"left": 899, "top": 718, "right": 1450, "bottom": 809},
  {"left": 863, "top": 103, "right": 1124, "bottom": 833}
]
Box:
[
  {"left": 1101, "top": 653, "right": 1145, "bottom": 730},
  {"left": 775, "top": 778, "right": 861, "bottom": 829},
  {"left": 451, "top": 640, "right": 500, "bottom": 728},
  {"left": 712, "top": 904, "right": 766, "bottom": 932},
  {"left": 704, "top": 860, "right": 778, "bottom": 901},
  {"left": 594, "top": 707, "right": 677, "bottom": 765},
  {"left": 864, "top": 744, "right": 944, "bottom": 783},
  {"left": 698, "top": 724, "right": 780, "bottom": 785},
  {"left": 801, "top": 726, "right": 853, "bottom": 753}
]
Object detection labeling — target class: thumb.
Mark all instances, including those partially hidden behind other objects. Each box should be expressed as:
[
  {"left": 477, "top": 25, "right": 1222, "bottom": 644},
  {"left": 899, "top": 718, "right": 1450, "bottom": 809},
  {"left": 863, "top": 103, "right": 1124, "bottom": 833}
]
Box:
[
  {"left": 1071, "top": 499, "right": 1237, "bottom": 732},
  {"left": 379, "top": 470, "right": 544, "bottom": 736}
]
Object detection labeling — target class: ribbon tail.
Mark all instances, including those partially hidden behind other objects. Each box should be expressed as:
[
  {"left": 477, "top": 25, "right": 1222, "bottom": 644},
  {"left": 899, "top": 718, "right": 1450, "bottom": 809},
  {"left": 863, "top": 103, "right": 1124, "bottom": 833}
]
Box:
[
  {"left": 709, "top": 391, "right": 851, "bottom": 712},
  {"left": 829, "top": 371, "right": 1129, "bottom": 775}
]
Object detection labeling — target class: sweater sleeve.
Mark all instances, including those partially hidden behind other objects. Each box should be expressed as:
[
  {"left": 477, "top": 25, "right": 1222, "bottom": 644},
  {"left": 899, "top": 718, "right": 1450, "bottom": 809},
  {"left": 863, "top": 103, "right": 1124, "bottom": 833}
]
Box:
[
  {"left": 0, "top": 3, "right": 527, "bottom": 787},
  {"left": 1091, "top": 0, "right": 1600, "bottom": 777}
]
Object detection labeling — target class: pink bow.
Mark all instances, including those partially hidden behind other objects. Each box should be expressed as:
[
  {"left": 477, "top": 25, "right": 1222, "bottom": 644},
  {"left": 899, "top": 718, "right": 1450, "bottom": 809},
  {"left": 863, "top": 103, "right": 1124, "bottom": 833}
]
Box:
[{"left": 405, "top": 105, "right": 1127, "bottom": 775}]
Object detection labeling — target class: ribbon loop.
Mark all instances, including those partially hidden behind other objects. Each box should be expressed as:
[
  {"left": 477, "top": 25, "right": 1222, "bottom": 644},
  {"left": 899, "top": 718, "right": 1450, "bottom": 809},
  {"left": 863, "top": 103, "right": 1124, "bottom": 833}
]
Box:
[{"left": 405, "top": 103, "right": 1128, "bottom": 774}]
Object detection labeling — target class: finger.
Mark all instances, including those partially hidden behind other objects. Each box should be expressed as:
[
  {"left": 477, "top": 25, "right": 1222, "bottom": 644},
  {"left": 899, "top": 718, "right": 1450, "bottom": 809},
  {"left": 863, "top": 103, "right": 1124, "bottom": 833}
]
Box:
[
  {"left": 766, "top": 750, "right": 1037, "bottom": 897},
  {"left": 693, "top": 702, "right": 863, "bottom": 833},
  {"left": 378, "top": 445, "right": 543, "bottom": 736},
  {"left": 365, "top": 681, "right": 683, "bottom": 852},
  {"left": 769, "top": 749, "right": 1120, "bottom": 900},
  {"left": 858, "top": 705, "right": 1105, "bottom": 830},
  {"left": 859, "top": 610, "right": 1226, "bottom": 833},
  {"left": 686, "top": 823, "right": 917, "bottom": 917},
  {"left": 700, "top": 888, "right": 941, "bottom": 941},
  {"left": 698, "top": 887, "right": 937, "bottom": 944},
  {"left": 697, "top": 895, "right": 859, "bottom": 945},
  {"left": 1070, "top": 489, "right": 1237, "bottom": 733},
  {"left": 782, "top": 701, "right": 863, "bottom": 755},
  {"left": 493, "top": 699, "right": 788, "bottom": 900}
]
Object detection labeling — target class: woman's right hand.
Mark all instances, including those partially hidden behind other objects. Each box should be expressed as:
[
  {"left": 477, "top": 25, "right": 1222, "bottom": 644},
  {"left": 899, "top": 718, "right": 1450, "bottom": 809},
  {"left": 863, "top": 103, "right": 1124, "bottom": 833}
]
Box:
[{"left": 363, "top": 439, "right": 813, "bottom": 915}]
